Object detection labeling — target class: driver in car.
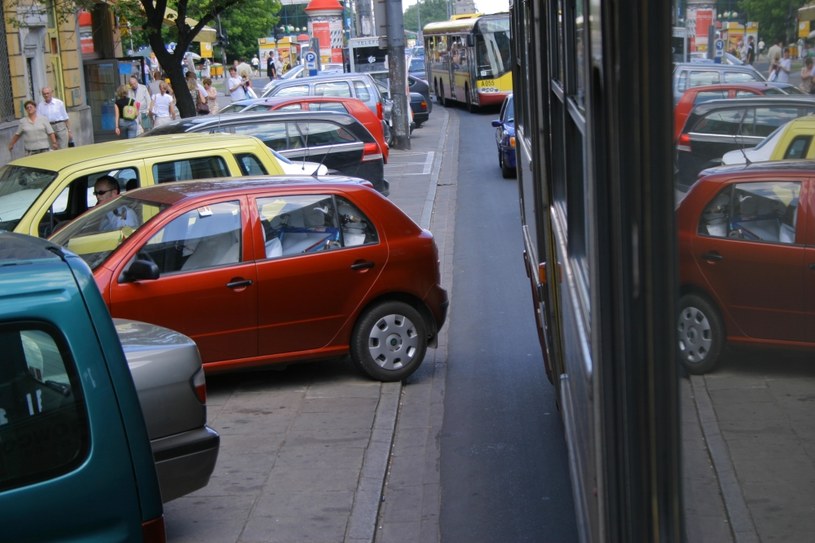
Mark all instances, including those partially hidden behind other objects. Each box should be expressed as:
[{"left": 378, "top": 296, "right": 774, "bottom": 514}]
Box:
[{"left": 94, "top": 175, "right": 139, "bottom": 231}]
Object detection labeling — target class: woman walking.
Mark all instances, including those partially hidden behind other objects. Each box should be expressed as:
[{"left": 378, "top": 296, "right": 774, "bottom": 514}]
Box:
[
  {"left": 114, "top": 85, "right": 140, "bottom": 138},
  {"left": 150, "top": 81, "right": 176, "bottom": 127},
  {"left": 8, "top": 100, "right": 57, "bottom": 155},
  {"left": 202, "top": 78, "right": 220, "bottom": 115}
]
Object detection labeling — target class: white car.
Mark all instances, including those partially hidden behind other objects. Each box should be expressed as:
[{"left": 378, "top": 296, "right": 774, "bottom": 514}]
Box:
[
  {"left": 721, "top": 124, "right": 785, "bottom": 165},
  {"left": 271, "top": 149, "right": 328, "bottom": 176}
]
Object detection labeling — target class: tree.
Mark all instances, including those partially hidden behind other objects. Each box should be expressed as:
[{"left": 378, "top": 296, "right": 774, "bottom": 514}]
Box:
[
  {"left": 402, "top": 0, "right": 450, "bottom": 35},
  {"left": 219, "top": 3, "right": 278, "bottom": 63},
  {"left": 737, "top": 0, "right": 808, "bottom": 45}
]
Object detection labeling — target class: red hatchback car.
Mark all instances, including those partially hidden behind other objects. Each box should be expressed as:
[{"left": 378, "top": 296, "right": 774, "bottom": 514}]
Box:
[
  {"left": 50, "top": 177, "right": 448, "bottom": 381},
  {"left": 220, "top": 96, "right": 389, "bottom": 163},
  {"left": 673, "top": 81, "right": 804, "bottom": 142},
  {"left": 676, "top": 161, "right": 813, "bottom": 374}
]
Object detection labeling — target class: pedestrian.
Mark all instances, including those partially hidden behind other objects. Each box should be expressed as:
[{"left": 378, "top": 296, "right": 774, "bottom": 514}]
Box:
[
  {"left": 186, "top": 71, "right": 209, "bottom": 115},
  {"left": 227, "top": 66, "right": 248, "bottom": 101},
  {"left": 8, "top": 100, "right": 57, "bottom": 155},
  {"left": 800, "top": 57, "right": 814, "bottom": 94},
  {"left": 202, "top": 77, "right": 220, "bottom": 115},
  {"left": 252, "top": 54, "right": 260, "bottom": 76},
  {"left": 150, "top": 81, "right": 176, "bottom": 127},
  {"left": 767, "top": 41, "right": 783, "bottom": 76},
  {"left": 148, "top": 69, "right": 163, "bottom": 96},
  {"left": 127, "top": 75, "right": 152, "bottom": 132},
  {"left": 37, "top": 87, "right": 72, "bottom": 148},
  {"left": 114, "top": 84, "right": 140, "bottom": 138},
  {"left": 267, "top": 53, "right": 277, "bottom": 81},
  {"left": 745, "top": 36, "right": 756, "bottom": 65},
  {"left": 775, "top": 48, "right": 792, "bottom": 83}
]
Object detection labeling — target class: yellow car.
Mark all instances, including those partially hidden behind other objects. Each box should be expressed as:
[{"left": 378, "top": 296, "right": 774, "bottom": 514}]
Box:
[
  {"left": 0, "top": 133, "right": 284, "bottom": 237},
  {"left": 722, "top": 115, "right": 815, "bottom": 165}
]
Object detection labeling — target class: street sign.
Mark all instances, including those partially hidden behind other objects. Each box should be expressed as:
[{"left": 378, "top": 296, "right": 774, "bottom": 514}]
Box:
[
  {"left": 714, "top": 39, "right": 724, "bottom": 57},
  {"left": 305, "top": 51, "right": 317, "bottom": 76}
]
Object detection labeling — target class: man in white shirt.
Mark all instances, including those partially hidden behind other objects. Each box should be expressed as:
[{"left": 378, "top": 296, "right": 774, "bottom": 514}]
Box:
[
  {"left": 37, "top": 87, "right": 72, "bottom": 149},
  {"left": 127, "top": 76, "right": 152, "bottom": 131}
]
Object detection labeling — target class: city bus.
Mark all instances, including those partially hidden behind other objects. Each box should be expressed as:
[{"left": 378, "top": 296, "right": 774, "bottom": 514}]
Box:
[
  {"left": 423, "top": 12, "right": 511, "bottom": 111},
  {"left": 510, "top": 0, "right": 681, "bottom": 541}
]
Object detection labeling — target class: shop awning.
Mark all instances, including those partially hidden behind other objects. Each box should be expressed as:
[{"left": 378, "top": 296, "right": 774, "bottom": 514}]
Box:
[
  {"left": 799, "top": 3, "right": 815, "bottom": 22},
  {"left": 163, "top": 7, "right": 217, "bottom": 42}
]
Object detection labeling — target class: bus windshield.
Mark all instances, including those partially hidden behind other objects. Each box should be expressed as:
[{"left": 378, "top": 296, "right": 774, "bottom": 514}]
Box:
[{"left": 475, "top": 18, "right": 512, "bottom": 78}]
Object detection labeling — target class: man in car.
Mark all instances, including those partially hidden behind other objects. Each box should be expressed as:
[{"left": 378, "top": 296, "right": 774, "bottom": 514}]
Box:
[{"left": 94, "top": 176, "right": 138, "bottom": 230}]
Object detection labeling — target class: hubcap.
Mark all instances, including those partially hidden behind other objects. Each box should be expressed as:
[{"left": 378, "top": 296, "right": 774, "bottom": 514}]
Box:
[
  {"left": 367, "top": 313, "right": 419, "bottom": 370},
  {"left": 677, "top": 305, "right": 712, "bottom": 364}
]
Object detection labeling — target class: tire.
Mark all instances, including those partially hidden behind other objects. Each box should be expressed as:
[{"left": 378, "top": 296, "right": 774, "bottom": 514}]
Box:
[
  {"left": 465, "top": 85, "right": 476, "bottom": 113},
  {"left": 438, "top": 82, "right": 448, "bottom": 107},
  {"left": 350, "top": 301, "right": 428, "bottom": 382},
  {"left": 677, "top": 294, "right": 724, "bottom": 374},
  {"left": 500, "top": 152, "right": 514, "bottom": 178}
]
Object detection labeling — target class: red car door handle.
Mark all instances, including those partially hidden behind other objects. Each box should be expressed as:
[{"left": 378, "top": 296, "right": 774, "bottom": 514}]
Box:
[
  {"left": 227, "top": 279, "right": 253, "bottom": 289},
  {"left": 351, "top": 260, "right": 375, "bottom": 270},
  {"left": 701, "top": 251, "right": 723, "bottom": 262}
]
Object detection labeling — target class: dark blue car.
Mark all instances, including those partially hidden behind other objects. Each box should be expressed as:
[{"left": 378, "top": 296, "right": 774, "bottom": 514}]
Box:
[{"left": 491, "top": 93, "right": 516, "bottom": 178}]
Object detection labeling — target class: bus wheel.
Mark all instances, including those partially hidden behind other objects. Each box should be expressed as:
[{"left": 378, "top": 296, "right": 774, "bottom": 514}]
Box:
[
  {"left": 677, "top": 294, "right": 724, "bottom": 374},
  {"left": 465, "top": 85, "right": 476, "bottom": 112},
  {"left": 438, "top": 82, "right": 448, "bottom": 107}
]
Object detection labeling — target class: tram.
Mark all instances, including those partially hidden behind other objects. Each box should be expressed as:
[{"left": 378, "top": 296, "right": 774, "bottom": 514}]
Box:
[
  {"left": 510, "top": 0, "right": 682, "bottom": 541},
  {"left": 423, "top": 12, "right": 512, "bottom": 110}
]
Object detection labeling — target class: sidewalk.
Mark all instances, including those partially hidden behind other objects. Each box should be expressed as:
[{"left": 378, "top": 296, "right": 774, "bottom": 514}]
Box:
[{"left": 163, "top": 97, "right": 454, "bottom": 543}]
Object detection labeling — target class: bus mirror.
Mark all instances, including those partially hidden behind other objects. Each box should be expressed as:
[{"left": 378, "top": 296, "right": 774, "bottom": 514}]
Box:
[{"left": 466, "top": 35, "right": 474, "bottom": 47}]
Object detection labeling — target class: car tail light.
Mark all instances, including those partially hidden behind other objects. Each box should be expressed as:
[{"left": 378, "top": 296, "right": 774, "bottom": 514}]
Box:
[
  {"left": 142, "top": 516, "right": 166, "bottom": 542},
  {"left": 362, "top": 142, "right": 383, "bottom": 162},
  {"left": 677, "top": 133, "right": 691, "bottom": 153},
  {"left": 420, "top": 99, "right": 428, "bottom": 110},
  {"left": 191, "top": 367, "right": 207, "bottom": 404},
  {"left": 509, "top": 136, "right": 516, "bottom": 149},
  {"left": 377, "top": 101, "right": 384, "bottom": 120}
]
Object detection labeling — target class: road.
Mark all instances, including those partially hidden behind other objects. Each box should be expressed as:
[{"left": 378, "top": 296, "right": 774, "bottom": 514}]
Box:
[{"left": 163, "top": 103, "right": 579, "bottom": 542}]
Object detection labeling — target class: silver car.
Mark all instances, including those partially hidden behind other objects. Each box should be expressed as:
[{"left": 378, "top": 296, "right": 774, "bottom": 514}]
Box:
[{"left": 116, "top": 319, "right": 220, "bottom": 503}]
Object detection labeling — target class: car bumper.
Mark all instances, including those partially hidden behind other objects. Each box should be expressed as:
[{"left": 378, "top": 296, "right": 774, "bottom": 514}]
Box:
[
  {"left": 152, "top": 425, "right": 220, "bottom": 503},
  {"left": 425, "top": 284, "right": 449, "bottom": 347}
]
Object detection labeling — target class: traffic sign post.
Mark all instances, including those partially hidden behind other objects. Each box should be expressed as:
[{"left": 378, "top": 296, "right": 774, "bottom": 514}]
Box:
[
  {"left": 305, "top": 51, "right": 318, "bottom": 76},
  {"left": 714, "top": 39, "right": 724, "bottom": 63}
]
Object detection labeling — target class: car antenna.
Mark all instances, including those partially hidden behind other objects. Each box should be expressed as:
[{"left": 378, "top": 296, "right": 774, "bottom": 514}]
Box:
[{"left": 736, "top": 111, "right": 751, "bottom": 166}]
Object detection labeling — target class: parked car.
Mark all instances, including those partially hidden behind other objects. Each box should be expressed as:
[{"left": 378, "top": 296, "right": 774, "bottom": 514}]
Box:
[
  {"left": 672, "top": 62, "right": 766, "bottom": 105},
  {"left": 491, "top": 93, "right": 516, "bottom": 178},
  {"left": 674, "top": 96, "right": 815, "bottom": 188},
  {"left": 272, "top": 148, "right": 328, "bottom": 176},
  {"left": 677, "top": 160, "right": 814, "bottom": 374},
  {"left": 0, "top": 134, "right": 284, "bottom": 238},
  {"left": 117, "top": 319, "right": 220, "bottom": 503},
  {"left": 261, "top": 65, "right": 307, "bottom": 95},
  {"left": 410, "top": 91, "right": 431, "bottom": 127},
  {"left": 261, "top": 72, "right": 391, "bottom": 146},
  {"left": 721, "top": 115, "right": 815, "bottom": 165},
  {"left": 408, "top": 74, "right": 431, "bottom": 104},
  {"left": 407, "top": 55, "right": 426, "bottom": 79},
  {"left": 144, "top": 111, "right": 389, "bottom": 195},
  {"left": 49, "top": 177, "right": 449, "bottom": 382},
  {"left": 0, "top": 232, "right": 165, "bottom": 541},
  {"left": 217, "top": 95, "right": 389, "bottom": 163},
  {"left": 673, "top": 81, "right": 806, "bottom": 142}
]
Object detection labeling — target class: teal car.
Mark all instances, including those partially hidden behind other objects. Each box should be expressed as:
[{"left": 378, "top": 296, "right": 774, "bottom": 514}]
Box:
[{"left": 0, "top": 232, "right": 165, "bottom": 542}]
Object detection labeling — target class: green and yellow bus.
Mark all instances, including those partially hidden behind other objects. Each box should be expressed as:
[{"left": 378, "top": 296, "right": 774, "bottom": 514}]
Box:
[{"left": 423, "top": 13, "right": 512, "bottom": 111}]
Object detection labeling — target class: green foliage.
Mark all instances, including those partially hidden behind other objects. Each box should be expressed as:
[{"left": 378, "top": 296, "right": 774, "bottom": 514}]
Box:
[
  {"left": 737, "top": 0, "right": 808, "bottom": 44},
  {"left": 219, "top": 0, "right": 280, "bottom": 62},
  {"left": 403, "top": 0, "right": 451, "bottom": 35}
]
